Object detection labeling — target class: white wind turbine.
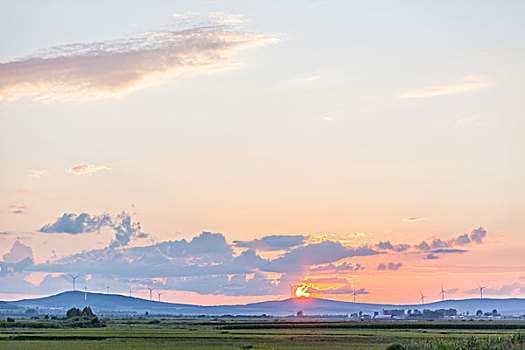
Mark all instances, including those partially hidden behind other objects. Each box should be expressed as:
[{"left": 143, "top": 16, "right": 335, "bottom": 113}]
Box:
[
  {"left": 69, "top": 274, "right": 79, "bottom": 291},
  {"left": 439, "top": 285, "right": 449, "bottom": 301},
  {"left": 419, "top": 291, "right": 426, "bottom": 305}
]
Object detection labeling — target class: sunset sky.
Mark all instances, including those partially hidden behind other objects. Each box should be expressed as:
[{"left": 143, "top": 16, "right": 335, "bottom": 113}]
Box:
[{"left": 1, "top": 0, "right": 524, "bottom": 305}]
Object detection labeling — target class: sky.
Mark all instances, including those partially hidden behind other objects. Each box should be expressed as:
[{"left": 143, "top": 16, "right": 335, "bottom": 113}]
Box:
[{"left": 0, "top": 0, "right": 524, "bottom": 305}]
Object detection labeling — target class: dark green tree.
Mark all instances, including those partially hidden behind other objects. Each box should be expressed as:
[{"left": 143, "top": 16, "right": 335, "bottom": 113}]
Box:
[
  {"left": 82, "top": 306, "right": 94, "bottom": 317},
  {"left": 66, "top": 307, "right": 81, "bottom": 318}
]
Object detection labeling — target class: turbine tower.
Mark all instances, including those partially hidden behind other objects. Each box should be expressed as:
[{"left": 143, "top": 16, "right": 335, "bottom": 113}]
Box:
[
  {"left": 419, "top": 291, "right": 426, "bottom": 305},
  {"left": 129, "top": 287, "right": 132, "bottom": 298},
  {"left": 69, "top": 274, "right": 79, "bottom": 291},
  {"left": 478, "top": 284, "right": 486, "bottom": 299},
  {"left": 156, "top": 290, "right": 164, "bottom": 302},
  {"left": 84, "top": 284, "right": 88, "bottom": 301},
  {"left": 439, "top": 285, "right": 449, "bottom": 301},
  {"left": 106, "top": 284, "right": 110, "bottom": 294},
  {"left": 147, "top": 287, "right": 155, "bottom": 301}
]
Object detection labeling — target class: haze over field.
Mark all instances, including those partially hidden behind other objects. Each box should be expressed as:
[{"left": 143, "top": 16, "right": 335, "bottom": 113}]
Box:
[{"left": 1, "top": 1, "right": 524, "bottom": 306}]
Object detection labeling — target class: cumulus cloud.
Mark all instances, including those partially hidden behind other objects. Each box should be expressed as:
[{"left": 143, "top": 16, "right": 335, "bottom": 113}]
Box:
[
  {"left": 0, "top": 13, "right": 277, "bottom": 101},
  {"left": 2, "top": 240, "right": 33, "bottom": 263},
  {"left": 233, "top": 235, "right": 307, "bottom": 251},
  {"left": 39, "top": 212, "right": 112, "bottom": 234},
  {"left": 375, "top": 241, "right": 410, "bottom": 252},
  {"left": 39, "top": 211, "right": 143, "bottom": 248},
  {"left": 377, "top": 262, "right": 402, "bottom": 271},
  {"left": 68, "top": 164, "right": 110, "bottom": 175},
  {"left": 470, "top": 227, "right": 487, "bottom": 244},
  {"left": 401, "top": 77, "right": 488, "bottom": 98},
  {"left": 0, "top": 241, "right": 34, "bottom": 277}
]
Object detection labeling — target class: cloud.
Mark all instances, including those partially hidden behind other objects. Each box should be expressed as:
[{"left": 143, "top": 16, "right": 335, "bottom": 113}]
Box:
[
  {"left": 424, "top": 253, "right": 439, "bottom": 260},
  {"left": 16, "top": 189, "right": 39, "bottom": 196},
  {"left": 233, "top": 235, "right": 307, "bottom": 251},
  {"left": 0, "top": 13, "right": 277, "bottom": 101},
  {"left": 465, "top": 283, "right": 521, "bottom": 296},
  {"left": 470, "top": 227, "right": 487, "bottom": 244},
  {"left": 401, "top": 77, "right": 488, "bottom": 98},
  {"left": 39, "top": 211, "right": 143, "bottom": 248},
  {"left": 457, "top": 114, "right": 484, "bottom": 126},
  {"left": 310, "top": 262, "right": 363, "bottom": 272},
  {"left": 266, "top": 241, "right": 378, "bottom": 272},
  {"left": 2, "top": 240, "right": 33, "bottom": 263},
  {"left": 375, "top": 241, "right": 410, "bottom": 252},
  {"left": 28, "top": 170, "right": 47, "bottom": 178},
  {"left": 378, "top": 262, "right": 402, "bottom": 271},
  {"left": 415, "top": 241, "right": 431, "bottom": 251},
  {"left": 0, "top": 241, "right": 34, "bottom": 277},
  {"left": 8, "top": 204, "right": 26, "bottom": 214},
  {"left": 68, "top": 164, "right": 110, "bottom": 175},
  {"left": 39, "top": 212, "right": 112, "bottom": 234},
  {"left": 431, "top": 248, "right": 467, "bottom": 254},
  {"left": 402, "top": 217, "right": 427, "bottom": 222}
]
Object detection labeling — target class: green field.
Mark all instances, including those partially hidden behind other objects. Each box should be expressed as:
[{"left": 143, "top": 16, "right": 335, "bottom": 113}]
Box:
[{"left": 0, "top": 318, "right": 524, "bottom": 349}]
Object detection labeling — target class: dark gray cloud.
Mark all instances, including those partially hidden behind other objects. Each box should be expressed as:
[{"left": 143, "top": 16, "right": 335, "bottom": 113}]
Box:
[
  {"left": 415, "top": 241, "right": 431, "bottom": 251},
  {"left": 424, "top": 253, "right": 439, "bottom": 260},
  {"left": 375, "top": 241, "right": 410, "bottom": 252},
  {"left": 233, "top": 235, "right": 307, "bottom": 251},
  {"left": 431, "top": 248, "right": 467, "bottom": 254},
  {"left": 377, "top": 262, "right": 402, "bottom": 271}
]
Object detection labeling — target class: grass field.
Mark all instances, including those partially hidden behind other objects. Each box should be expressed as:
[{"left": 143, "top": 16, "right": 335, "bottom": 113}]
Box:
[{"left": 0, "top": 318, "right": 524, "bottom": 349}]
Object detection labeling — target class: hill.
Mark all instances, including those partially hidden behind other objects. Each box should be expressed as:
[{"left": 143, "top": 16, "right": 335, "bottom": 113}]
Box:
[{"left": 6, "top": 291, "right": 525, "bottom": 316}]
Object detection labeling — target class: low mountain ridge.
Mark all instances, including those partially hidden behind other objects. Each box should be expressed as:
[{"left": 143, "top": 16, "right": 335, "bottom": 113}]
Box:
[{"left": 6, "top": 291, "right": 525, "bottom": 316}]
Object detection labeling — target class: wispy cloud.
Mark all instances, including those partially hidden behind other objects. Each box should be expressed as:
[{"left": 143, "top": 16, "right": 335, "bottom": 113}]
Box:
[
  {"left": 401, "top": 77, "right": 488, "bottom": 98},
  {"left": 16, "top": 189, "right": 39, "bottom": 196},
  {"left": 8, "top": 204, "right": 26, "bottom": 214},
  {"left": 0, "top": 13, "right": 277, "bottom": 101},
  {"left": 456, "top": 114, "right": 484, "bottom": 126},
  {"left": 402, "top": 217, "right": 427, "bottom": 222},
  {"left": 68, "top": 164, "right": 110, "bottom": 175},
  {"left": 27, "top": 170, "right": 47, "bottom": 178}
]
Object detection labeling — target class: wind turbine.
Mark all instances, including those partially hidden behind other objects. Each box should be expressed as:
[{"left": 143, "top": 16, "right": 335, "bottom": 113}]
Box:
[
  {"left": 69, "top": 274, "right": 79, "bottom": 291},
  {"left": 106, "top": 284, "right": 110, "bottom": 294},
  {"left": 439, "top": 285, "right": 449, "bottom": 301},
  {"left": 156, "top": 290, "right": 164, "bottom": 302},
  {"left": 84, "top": 284, "right": 88, "bottom": 301},
  {"left": 147, "top": 287, "right": 155, "bottom": 301},
  {"left": 478, "top": 284, "right": 486, "bottom": 299},
  {"left": 419, "top": 291, "right": 426, "bottom": 305},
  {"left": 129, "top": 287, "right": 132, "bottom": 298},
  {"left": 284, "top": 280, "right": 295, "bottom": 298},
  {"left": 351, "top": 289, "right": 358, "bottom": 303}
]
